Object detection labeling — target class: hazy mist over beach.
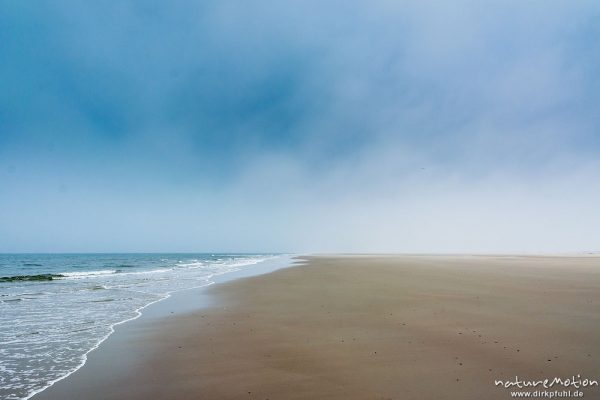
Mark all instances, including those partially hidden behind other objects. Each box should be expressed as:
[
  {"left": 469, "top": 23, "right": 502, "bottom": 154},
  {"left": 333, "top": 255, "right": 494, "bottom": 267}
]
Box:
[{"left": 2, "top": 0, "right": 600, "bottom": 253}]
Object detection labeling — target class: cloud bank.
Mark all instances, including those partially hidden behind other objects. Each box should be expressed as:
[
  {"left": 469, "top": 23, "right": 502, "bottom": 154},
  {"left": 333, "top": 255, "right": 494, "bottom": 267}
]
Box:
[{"left": 1, "top": 0, "right": 600, "bottom": 252}]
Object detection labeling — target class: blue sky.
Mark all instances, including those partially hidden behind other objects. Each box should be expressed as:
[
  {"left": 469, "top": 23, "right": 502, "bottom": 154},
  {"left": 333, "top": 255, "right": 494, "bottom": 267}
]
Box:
[{"left": 1, "top": 0, "right": 600, "bottom": 252}]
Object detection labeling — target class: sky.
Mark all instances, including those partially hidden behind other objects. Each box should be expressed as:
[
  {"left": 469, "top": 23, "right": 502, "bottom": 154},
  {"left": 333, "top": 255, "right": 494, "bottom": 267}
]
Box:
[{"left": 1, "top": 0, "right": 600, "bottom": 253}]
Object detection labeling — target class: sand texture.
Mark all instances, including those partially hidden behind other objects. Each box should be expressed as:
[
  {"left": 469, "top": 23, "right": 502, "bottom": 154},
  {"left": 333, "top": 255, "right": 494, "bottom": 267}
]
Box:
[{"left": 35, "top": 255, "right": 600, "bottom": 399}]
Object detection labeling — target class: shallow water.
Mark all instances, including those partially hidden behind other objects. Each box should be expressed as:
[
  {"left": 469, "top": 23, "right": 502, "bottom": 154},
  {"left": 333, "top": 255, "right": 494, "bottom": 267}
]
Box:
[{"left": 0, "top": 253, "right": 276, "bottom": 400}]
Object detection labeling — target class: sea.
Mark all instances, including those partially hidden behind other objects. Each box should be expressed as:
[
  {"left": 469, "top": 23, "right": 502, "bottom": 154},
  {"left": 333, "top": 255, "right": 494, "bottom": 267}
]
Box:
[{"left": 0, "top": 253, "right": 277, "bottom": 400}]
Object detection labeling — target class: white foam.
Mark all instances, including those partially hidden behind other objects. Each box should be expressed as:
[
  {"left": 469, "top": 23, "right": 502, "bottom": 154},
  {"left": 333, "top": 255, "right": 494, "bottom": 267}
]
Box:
[
  {"left": 15, "top": 256, "right": 277, "bottom": 400},
  {"left": 59, "top": 270, "right": 117, "bottom": 279}
]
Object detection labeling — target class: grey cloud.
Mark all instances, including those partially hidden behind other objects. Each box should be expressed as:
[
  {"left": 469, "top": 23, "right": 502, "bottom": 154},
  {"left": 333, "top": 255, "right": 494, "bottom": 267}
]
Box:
[{"left": 1, "top": 0, "right": 600, "bottom": 252}]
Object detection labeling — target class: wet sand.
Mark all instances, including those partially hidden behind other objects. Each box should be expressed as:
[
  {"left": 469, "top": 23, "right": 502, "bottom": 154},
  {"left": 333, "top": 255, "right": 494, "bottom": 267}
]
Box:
[{"left": 35, "top": 255, "right": 600, "bottom": 399}]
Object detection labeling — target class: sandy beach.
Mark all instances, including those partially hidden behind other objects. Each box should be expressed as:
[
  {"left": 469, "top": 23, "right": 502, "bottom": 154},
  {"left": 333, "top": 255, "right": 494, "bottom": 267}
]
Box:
[{"left": 35, "top": 255, "right": 600, "bottom": 400}]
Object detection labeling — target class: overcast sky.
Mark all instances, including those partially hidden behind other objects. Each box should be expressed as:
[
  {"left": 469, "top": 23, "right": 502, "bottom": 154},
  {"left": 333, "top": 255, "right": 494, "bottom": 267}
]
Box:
[{"left": 1, "top": 0, "right": 600, "bottom": 253}]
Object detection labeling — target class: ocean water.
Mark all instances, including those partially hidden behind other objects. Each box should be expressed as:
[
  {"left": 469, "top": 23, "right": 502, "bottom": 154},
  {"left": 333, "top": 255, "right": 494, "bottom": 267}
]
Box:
[{"left": 0, "top": 253, "right": 276, "bottom": 400}]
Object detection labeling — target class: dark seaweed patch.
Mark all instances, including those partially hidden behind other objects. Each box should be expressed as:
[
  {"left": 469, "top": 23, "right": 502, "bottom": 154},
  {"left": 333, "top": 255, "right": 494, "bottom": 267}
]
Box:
[{"left": 0, "top": 274, "right": 64, "bottom": 282}]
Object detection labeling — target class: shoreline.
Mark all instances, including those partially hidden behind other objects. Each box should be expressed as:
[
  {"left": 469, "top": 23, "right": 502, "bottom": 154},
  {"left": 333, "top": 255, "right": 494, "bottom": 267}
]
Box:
[
  {"left": 34, "top": 255, "right": 600, "bottom": 399},
  {"left": 27, "top": 254, "right": 297, "bottom": 400}
]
